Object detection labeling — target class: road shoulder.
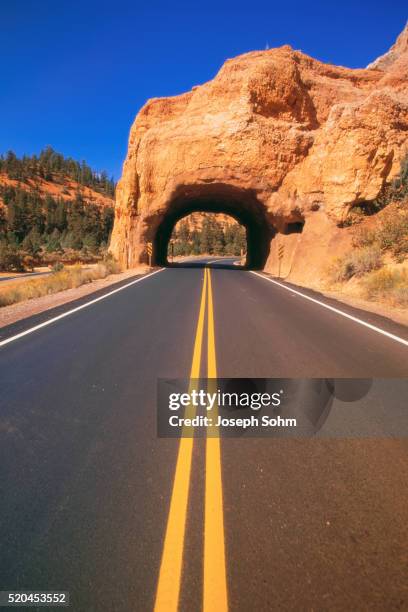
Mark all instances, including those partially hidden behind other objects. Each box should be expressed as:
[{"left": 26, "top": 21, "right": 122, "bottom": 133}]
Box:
[
  {"left": 251, "top": 271, "right": 408, "bottom": 345},
  {"left": 0, "top": 266, "right": 152, "bottom": 334}
]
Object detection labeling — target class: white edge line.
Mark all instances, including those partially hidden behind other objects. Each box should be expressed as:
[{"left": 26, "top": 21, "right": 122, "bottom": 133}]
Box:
[
  {"left": 250, "top": 271, "right": 408, "bottom": 348},
  {"left": 0, "top": 268, "right": 165, "bottom": 348}
]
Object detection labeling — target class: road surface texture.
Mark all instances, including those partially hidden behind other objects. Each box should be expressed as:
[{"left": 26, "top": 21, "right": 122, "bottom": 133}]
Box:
[{"left": 0, "top": 258, "right": 407, "bottom": 611}]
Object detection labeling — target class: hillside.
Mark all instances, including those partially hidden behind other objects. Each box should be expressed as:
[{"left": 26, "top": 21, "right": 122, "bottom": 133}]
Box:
[
  {"left": 0, "top": 148, "right": 247, "bottom": 271},
  {"left": 0, "top": 148, "right": 115, "bottom": 271},
  {"left": 171, "top": 212, "right": 246, "bottom": 257},
  {"left": 0, "top": 173, "right": 114, "bottom": 210},
  {"left": 177, "top": 212, "right": 236, "bottom": 231}
]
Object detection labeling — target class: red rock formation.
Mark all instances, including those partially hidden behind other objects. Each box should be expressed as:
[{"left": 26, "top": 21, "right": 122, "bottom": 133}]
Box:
[
  {"left": 173, "top": 212, "right": 236, "bottom": 232},
  {"left": 110, "top": 24, "right": 408, "bottom": 279}
]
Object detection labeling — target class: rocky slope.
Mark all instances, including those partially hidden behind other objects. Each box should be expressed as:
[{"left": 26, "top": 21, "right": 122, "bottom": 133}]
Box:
[
  {"left": 110, "top": 24, "right": 408, "bottom": 281},
  {"left": 0, "top": 173, "right": 114, "bottom": 209},
  {"left": 174, "top": 211, "right": 236, "bottom": 232}
]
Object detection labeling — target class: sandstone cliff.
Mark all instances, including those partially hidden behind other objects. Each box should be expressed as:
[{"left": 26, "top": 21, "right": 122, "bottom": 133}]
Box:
[{"left": 110, "top": 25, "right": 408, "bottom": 281}]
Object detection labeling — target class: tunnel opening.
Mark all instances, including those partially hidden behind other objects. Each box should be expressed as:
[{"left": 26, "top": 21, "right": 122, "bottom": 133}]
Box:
[
  {"left": 153, "top": 184, "right": 271, "bottom": 269},
  {"left": 167, "top": 212, "right": 247, "bottom": 261},
  {"left": 284, "top": 221, "right": 304, "bottom": 235}
]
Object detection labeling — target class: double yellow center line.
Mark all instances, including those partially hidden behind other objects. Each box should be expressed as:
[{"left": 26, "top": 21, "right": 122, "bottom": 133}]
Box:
[{"left": 154, "top": 268, "right": 228, "bottom": 611}]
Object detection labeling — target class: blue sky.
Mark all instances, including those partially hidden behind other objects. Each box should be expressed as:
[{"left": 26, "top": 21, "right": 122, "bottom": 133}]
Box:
[{"left": 1, "top": 1, "right": 406, "bottom": 180}]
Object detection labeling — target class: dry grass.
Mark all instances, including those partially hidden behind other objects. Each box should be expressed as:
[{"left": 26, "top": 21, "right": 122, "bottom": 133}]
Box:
[
  {"left": 361, "top": 268, "right": 408, "bottom": 308},
  {"left": 0, "top": 259, "right": 121, "bottom": 308},
  {"left": 327, "top": 246, "right": 383, "bottom": 283},
  {"left": 352, "top": 204, "right": 408, "bottom": 262}
]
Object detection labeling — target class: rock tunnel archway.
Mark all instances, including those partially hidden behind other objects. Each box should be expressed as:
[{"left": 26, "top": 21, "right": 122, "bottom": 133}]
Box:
[
  {"left": 110, "top": 26, "right": 408, "bottom": 278},
  {"left": 153, "top": 184, "right": 272, "bottom": 269}
]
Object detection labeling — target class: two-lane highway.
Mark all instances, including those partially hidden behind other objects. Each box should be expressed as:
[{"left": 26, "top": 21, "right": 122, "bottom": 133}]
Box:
[{"left": 0, "top": 259, "right": 407, "bottom": 610}]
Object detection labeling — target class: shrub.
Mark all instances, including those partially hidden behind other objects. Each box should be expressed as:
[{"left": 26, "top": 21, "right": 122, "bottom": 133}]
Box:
[
  {"left": 391, "top": 286, "right": 408, "bottom": 307},
  {"left": 377, "top": 210, "right": 408, "bottom": 262},
  {"left": 51, "top": 262, "right": 64, "bottom": 273},
  {"left": 351, "top": 203, "right": 408, "bottom": 261},
  {"left": 328, "top": 246, "right": 383, "bottom": 283},
  {"left": 352, "top": 246, "right": 383, "bottom": 276},
  {"left": 390, "top": 154, "right": 408, "bottom": 201},
  {"left": 342, "top": 206, "right": 366, "bottom": 226},
  {"left": 328, "top": 257, "right": 355, "bottom": 283},
  {"left": 362, "top": 268, "right": 408, "bottom": 307},
  {"left": 0, "top": 243, "right": 25, "bottom": 272},
  {"left": 102, "top": 253, "right": 121, "bottom": 274},
  {"left": 21, "top": 254, "right": 36, "bottom": 271},
  {"left": 351, "top": 225, "right": 377, "bottom": 249}
]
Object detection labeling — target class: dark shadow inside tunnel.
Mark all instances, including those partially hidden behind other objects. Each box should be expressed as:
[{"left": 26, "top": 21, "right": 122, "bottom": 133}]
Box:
[
  {"left": 153, "top": 185, "right": 272, "bottom": 269},
  {"left": 284, "top": 221, "right": 304, "bottom": 235}
]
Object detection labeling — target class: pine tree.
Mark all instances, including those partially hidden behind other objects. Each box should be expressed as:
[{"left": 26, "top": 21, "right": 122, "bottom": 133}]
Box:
[
  {"left": 1, "top": 148, "right": 116, "bottom": 196},
  {"left": 46, "top": 228, "right": 62, "bottom": 252},
  {"left": 200, "top": 218, "right": 212, "bottom": 254},
  {"left": 22, "top": 227, "right": 42, "bottom": 255}
]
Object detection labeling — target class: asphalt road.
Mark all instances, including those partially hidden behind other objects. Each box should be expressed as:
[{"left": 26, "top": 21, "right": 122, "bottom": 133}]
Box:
[
  {"left": 0, "top": 257, "right": 407, "bottom": 611},
  {"left": 0, "top": 271, "right": 51, "bottom": 283}
]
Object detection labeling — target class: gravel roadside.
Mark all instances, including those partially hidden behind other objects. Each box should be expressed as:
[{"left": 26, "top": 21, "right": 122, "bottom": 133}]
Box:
[{"left": 0, "top": 266, "right": 151, "bottom": 329}]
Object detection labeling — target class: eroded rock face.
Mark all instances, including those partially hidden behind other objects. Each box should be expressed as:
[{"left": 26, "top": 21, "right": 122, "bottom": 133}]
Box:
[{"left": 110, "top": 25, "right": 408, "bottom": 276}]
